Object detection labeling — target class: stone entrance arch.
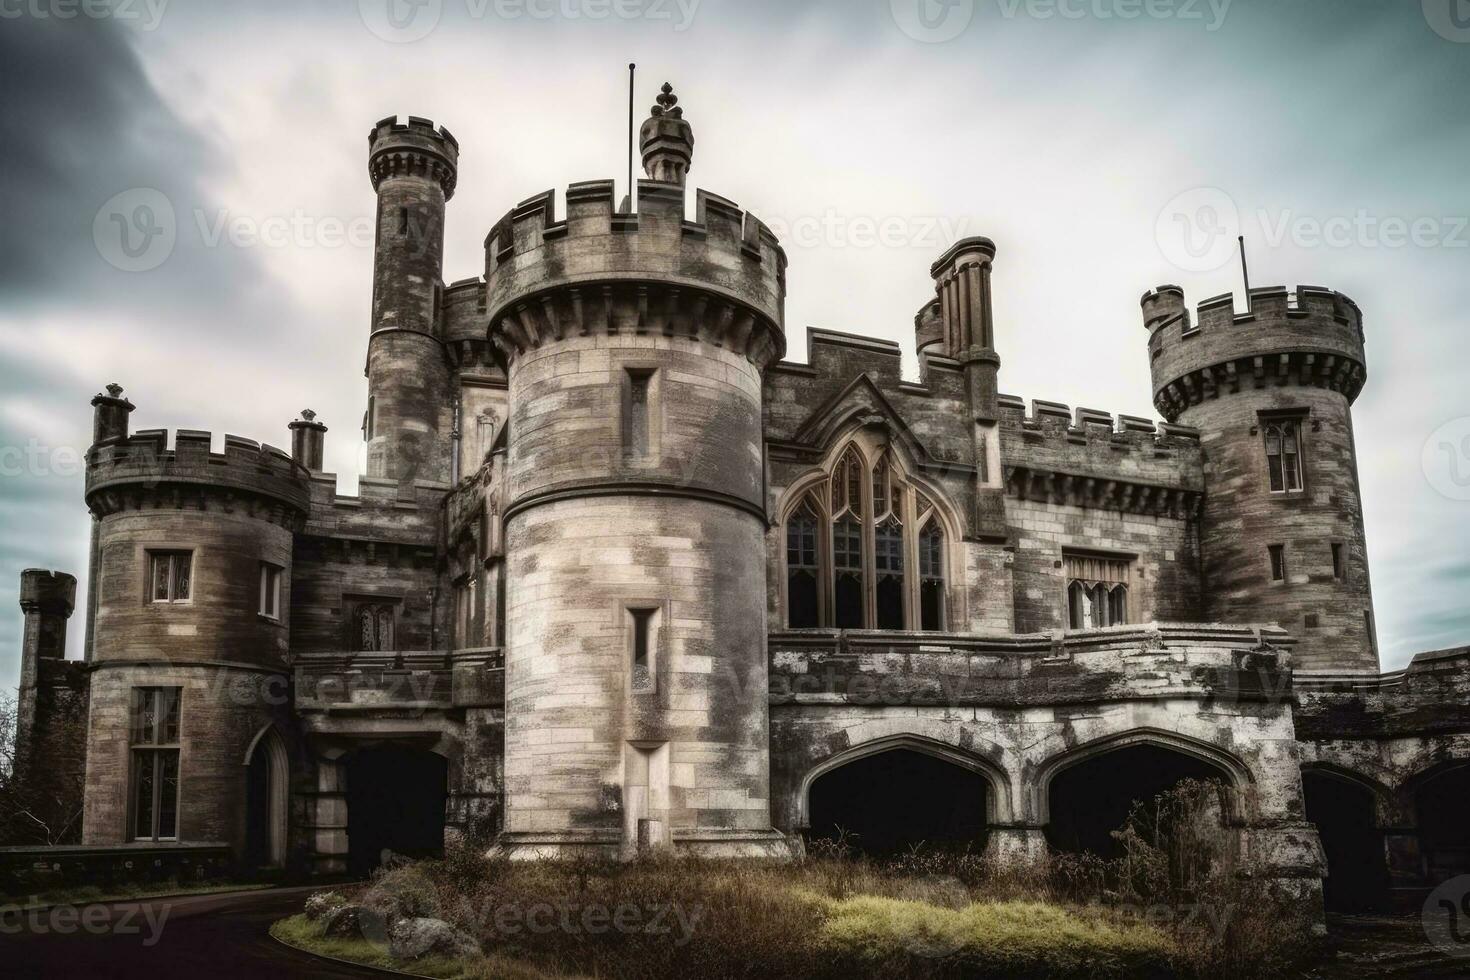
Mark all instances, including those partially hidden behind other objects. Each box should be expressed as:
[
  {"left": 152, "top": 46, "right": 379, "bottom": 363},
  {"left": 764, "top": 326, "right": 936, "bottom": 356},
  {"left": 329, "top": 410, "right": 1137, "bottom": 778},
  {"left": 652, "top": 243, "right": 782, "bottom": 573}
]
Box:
[
  {"left": 1033, "top": 728, "right": 1252, "bottom": 858},
  {"left": 243, "top": 725, "right": 289, "bottom": 870},
  {"left": 1301, "top": 766, "right": 1391, "bottom": 912}
]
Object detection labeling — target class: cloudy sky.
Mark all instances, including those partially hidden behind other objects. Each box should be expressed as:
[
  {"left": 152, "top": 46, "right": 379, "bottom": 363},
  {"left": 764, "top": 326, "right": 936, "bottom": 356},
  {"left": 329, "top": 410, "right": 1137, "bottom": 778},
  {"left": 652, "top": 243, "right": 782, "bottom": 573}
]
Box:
[{"left": 1, "top": 0, "right": 1467, "bottom": 691}]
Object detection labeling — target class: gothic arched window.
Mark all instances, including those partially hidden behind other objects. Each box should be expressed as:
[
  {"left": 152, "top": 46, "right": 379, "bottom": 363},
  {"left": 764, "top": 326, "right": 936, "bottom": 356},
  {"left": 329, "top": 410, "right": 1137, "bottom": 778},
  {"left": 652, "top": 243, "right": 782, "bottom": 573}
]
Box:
[{"left": 782, "top": 446, "right": 952, "bottom": 631}]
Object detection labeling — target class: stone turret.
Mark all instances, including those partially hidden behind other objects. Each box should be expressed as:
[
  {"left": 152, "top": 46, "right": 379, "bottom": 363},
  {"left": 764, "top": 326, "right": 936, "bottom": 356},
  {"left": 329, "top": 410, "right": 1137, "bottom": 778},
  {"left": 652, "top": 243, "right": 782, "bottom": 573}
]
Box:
[
  {"left": 487, "top": 89, "right": 791, "bottom": 860},
  {"left": 15, "top": 570, "right": 77, "bottom": 781},
  {"left": 1142, "top": 284, "right": 1376, "bottom": 671},
  {"left": 365, "top": 115, "right": 458, "bottom": 485}
]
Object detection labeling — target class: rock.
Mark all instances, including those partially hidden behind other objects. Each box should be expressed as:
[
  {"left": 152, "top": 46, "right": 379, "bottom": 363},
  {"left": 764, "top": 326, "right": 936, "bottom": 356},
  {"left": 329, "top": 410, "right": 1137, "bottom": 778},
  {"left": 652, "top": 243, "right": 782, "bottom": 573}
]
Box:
[
  {"left": 304, "top": 891, "right": 346, "bottom": 921},
  {"left": 388, "top": 917, "right": 480, "bottom": 962},
  {"left": 320, "top": 904, "right": 368, "bottom": 938}
]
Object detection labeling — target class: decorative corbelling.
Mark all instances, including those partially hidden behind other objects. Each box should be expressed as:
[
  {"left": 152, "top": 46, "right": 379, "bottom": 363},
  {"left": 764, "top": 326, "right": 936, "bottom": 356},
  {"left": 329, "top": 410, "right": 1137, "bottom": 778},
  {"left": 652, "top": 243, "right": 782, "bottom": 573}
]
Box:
[
  {"left": 1154, "top": 350, "right": 1367, "bottom": 422},
  {"left": 1004, "top": 464, "right": 1202, "bottom": 520}
]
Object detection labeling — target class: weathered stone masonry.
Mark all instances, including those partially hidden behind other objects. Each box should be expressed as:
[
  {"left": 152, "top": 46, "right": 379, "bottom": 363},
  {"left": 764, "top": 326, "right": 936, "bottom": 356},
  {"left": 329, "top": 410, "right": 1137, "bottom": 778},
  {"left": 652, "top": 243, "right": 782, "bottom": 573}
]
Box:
[{"left": 13, "top": 87, "right": 1468, "bottom": 908}]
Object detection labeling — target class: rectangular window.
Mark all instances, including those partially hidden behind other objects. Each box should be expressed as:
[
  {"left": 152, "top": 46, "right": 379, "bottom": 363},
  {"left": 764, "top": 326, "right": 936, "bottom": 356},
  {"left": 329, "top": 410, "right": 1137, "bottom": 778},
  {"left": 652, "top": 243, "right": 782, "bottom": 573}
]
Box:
[
  {"left": 1263, "top": 417, "right": 1306, "bottom": 494},
  {"left": 1269, "top": 545, "right": 1287, "bottom": 582},
  {"left": 1332, "top": 544, "right": 1345, "bottom": 581},
  {"left": 1063, "top": 554, "right": 1132, "bottom": 630},
  {"left": 148, "top": 551, "right": 192, "bottom": 603},
  {"left": 352, "top": 599, "right": 399, "bottom": 652},
  {"left": 258, "top": 563, "right": 282, "bottom": 619},
  {"left": 625, "top": 369, "right": 654, "bottom": 458},
  {"left": 130, "top": 688, "right": 181, "bottom": 841},
  {"left": 629, "top": 607, "right": 658, "bottom": 693}
]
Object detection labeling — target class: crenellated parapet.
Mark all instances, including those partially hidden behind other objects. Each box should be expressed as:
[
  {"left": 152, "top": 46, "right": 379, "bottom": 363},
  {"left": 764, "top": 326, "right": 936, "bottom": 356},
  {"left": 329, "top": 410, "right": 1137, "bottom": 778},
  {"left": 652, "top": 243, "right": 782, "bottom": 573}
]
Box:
[
  {"left": 368, "top": 115, "right": 459, "bottom": 200},
  {"left": 998, "top": 395, "right": 1203, "bottom": 518},
  {"left": 86, "top": 429, "right": 311, "bottom": 528},
  {"left": 1144, "top": 285, "right": 1367, "bottom": 422},
  {"left": 484, "top": 179, "right": 787, "bottom": 368}
]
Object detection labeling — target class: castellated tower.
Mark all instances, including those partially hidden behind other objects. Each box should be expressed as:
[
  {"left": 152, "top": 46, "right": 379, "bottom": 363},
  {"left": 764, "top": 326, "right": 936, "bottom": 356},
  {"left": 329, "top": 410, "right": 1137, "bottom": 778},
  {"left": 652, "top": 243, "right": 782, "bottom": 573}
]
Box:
[
  {"left": 366, "top": 116, "right": 458, "bottom": 485},
  {"left": 80, "top": 386, "right": 310, "bottom": 848},
  {"left": 1143, "top": 285, "right": 1377, "bottom": 672},
  {"left": 489, "top": 86, "right": 793, "bottom": 858}
]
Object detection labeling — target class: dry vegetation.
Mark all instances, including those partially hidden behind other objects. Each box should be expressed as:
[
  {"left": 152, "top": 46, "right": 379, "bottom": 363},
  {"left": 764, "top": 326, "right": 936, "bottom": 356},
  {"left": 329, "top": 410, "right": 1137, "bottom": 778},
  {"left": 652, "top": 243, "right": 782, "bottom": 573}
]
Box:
[{"left": 277, "top": 780, "right": 1319, "bottom": 980}]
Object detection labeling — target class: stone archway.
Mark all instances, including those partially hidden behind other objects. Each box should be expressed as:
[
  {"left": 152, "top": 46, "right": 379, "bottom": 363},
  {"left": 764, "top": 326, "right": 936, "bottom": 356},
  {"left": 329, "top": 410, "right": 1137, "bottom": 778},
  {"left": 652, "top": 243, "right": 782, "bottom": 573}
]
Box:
[
  {"left": 1408, "top": 762, "right": 1470, "bottom": 885},
  {"left": 244, "top": 726, "right": 289, "bottom": 870},
  {"left": 1302, "top": 767, "right": 1390, "bottom": 912},
  {"left": 1035, "top": 729, "right": 1250, "bottom": 859},
  {"left": 345, "top": 744, "right": 449, "bottom": 876}
]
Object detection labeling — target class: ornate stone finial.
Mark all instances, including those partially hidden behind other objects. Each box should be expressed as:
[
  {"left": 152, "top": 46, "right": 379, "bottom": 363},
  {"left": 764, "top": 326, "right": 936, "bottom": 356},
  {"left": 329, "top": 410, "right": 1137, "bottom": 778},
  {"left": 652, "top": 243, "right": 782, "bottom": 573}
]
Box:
[
  {"left": 106, "top": 383, "right": 124, "bottom": 398},
  {"left": 301, "top": 409, "right": 317, "bottom": 422},
  {"left": 641, "top": 81, "right": 694, "bottom": 185}
]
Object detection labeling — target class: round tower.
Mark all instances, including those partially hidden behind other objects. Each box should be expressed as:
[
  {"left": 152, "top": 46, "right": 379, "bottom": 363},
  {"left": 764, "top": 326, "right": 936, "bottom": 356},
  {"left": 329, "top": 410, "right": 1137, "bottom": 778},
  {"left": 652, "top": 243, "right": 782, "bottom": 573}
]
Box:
[
  {"left": 366, "top": 115, "right": 458, "bottom": 485},
  {"left": 81, "top": 386, "right": 309, "bottom": 853},
  {"left": 1143, "top": 285, "right": 1377, "bottom": 672},
  {"left": 488, "top": 86, "right": 791, "bottom": 859}
]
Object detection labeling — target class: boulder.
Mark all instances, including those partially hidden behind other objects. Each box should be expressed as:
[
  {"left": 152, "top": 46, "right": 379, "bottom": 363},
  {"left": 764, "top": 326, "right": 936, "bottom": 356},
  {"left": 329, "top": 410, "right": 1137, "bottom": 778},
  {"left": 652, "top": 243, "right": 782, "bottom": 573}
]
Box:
[
  {"left": 388, "top": 917, "right": 480, "bottom": 962},
  {"left": 304, "top": 891, "right": 347, "bottom": 921},
  {"left": 320, "top": 904, "right": 368, "bottom": 938}
]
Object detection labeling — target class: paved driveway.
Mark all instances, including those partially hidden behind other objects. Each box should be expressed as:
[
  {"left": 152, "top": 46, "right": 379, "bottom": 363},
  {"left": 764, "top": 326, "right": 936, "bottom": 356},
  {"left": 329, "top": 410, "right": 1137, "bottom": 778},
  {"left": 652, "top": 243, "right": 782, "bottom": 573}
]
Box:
[{"left": 1, "top": 886, "right": 386, "bottom": 979}]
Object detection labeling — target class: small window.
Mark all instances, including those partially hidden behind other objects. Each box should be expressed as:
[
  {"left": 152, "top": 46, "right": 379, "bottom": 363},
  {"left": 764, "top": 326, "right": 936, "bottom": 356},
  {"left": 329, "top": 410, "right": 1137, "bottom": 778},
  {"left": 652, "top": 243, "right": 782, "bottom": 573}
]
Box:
[
  {"left": 398, "top": 205, "right": 410, "bottom": 236},
  {"left": 1264, "top": 419, "right": 1305, "bottom": 493},
  {"left": 625, "top": 369, "right": 654, "bottom": 457},
  {"left": 258, "top": 563, "right": 282, "bottom": 619},
  {"left": 149, "top": 551, "right": 192, "bottom": 603},
  {"left": 1269, "top": 545, "right": 1287, "bottom": 582},
  {"left": 1064, "top": 554, "right": 1131, "bottom": 630},
  {"left": 918, "top": 521, "right": 946, "bottom": 632},
  {"left": 1331, "top": 544, "right": 1345, "bottom": 581},
  {"left": 629, "top": 607, "right": 658, "bottom": 692},
  {"left": 353, "top": 600, "right": 398, "bottom": 652},
  {"left": 130, "top": 688, "right": 181, "bottom": 841}
]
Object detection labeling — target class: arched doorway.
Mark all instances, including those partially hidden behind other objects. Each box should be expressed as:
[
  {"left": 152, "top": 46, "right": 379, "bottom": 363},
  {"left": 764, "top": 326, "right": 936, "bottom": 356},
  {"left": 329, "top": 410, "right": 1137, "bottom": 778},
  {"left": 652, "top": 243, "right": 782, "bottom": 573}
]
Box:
[
  {"left": 346, "top": 745, "right": 448, "bottom": 877},
  {"left": 1046, "top": 743, "right": 1230, "bottom": 858},
  {"left": 244, "top": 727, "right": 289, "bottom": 870},
  {"left": 1302, "top": 770, "right": 1389, "bottom": 912},
  {"left": 807, "top": 748, "right": 989, "bottom": 856},
  {"left": 1415, "top": 764, "right": 1470, "bottom": 885}
]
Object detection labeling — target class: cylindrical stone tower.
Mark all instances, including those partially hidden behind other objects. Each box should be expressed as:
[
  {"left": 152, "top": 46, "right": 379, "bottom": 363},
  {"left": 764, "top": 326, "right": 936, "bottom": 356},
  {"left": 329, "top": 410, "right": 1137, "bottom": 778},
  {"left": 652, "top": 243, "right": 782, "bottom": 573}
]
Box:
[
  {"left": 366, "top": 115, "right": 457, "bottom": 485},
  {"left": 1144, "top": 284, "right": 1377, "bottom": 672},
  {"left": 81, "top": 387, "right": 309, "bottom": 851},
  {"left": 489, "top": 89, "right": 792, "bottom": 859}
]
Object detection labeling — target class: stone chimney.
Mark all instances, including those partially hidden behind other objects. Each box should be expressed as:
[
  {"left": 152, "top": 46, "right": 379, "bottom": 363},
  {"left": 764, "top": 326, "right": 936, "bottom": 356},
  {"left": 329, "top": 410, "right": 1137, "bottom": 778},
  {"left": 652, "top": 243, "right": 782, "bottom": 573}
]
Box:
[{"left": 289, "top": 409, "right": 328, "bottom": 472}]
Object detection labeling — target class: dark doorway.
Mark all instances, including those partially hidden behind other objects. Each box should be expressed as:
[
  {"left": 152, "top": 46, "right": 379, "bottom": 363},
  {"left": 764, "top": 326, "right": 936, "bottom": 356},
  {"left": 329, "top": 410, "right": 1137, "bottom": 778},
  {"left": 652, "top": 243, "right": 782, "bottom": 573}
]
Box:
[
  {"left": 1303, "top": 771, "right": 1388, "bottom": 912},
  {"left": 1417, "top": 764, "right": 1470, "bottom": 885},
  {"left": 808, "top": 749, "right": 988, "bottom": 856},
  {"left": 245, "top": 749, "right": 270, "bottom": 869},
  {"left": 346, "top": 746, "right": 448, "bottom": 877},
  {"left": 1047, "top": 744, "right": 1224, "bottom": 858}
]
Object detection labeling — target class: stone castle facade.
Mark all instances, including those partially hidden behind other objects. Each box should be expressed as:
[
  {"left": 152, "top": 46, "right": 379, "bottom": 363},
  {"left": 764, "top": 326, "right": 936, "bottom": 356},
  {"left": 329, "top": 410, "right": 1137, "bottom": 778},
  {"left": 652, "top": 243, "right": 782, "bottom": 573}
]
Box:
[{"left": 13, "top": 87, "right": 1470, "bottom": 908}]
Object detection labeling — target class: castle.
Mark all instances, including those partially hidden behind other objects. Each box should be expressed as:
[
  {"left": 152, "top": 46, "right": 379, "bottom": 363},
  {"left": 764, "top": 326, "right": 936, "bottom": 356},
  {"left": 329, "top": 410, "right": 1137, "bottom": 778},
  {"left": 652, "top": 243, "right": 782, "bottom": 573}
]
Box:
[{"left": 13, "top": 86, "right": 1470, "bottom": 911}]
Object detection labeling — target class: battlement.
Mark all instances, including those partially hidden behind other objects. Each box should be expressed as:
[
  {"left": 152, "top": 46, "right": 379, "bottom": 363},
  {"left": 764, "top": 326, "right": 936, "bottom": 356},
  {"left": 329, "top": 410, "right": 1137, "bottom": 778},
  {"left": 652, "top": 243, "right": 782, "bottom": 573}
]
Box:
[
  {"left": 1144, "top": 284, "right": 1368, "bottom": 421},
  {"left": 483, "top": 180, "right": 786, "bottom": 365},
  {"left": 19, "top": 569, "right": 77, "bottom": 616},
  {"left": 85, "top": 429, "right": 312, "bottom": 518},
  {"left": 998, "top": 394, "right": 1200, "bottom": 444},
  {"left": 368, "top": 114, "right": 459, "bottom": 200}
]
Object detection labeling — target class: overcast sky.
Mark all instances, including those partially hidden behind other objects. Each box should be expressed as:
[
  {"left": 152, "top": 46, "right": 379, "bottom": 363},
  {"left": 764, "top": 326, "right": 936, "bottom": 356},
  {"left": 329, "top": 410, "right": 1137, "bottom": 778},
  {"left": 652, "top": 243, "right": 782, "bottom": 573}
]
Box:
[{"left": 1, "top": 0, "right": 1467, "bottom": 692}]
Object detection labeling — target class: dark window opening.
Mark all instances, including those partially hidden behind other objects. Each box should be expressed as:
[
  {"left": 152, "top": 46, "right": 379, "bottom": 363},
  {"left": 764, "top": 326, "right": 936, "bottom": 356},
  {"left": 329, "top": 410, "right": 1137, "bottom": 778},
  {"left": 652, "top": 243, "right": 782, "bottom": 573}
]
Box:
[
  {"left": 1047, "top": 745, "right": 1225, "bottom": 859},
  {"left": 1269, "top": 545, "right": 1287, "bottom": 582},
  {"left": 875, "top": 518, "right": 904, "bottom": 630},
  {"left": 787, "top": 503, "right": 820, "bottom": 628},
  {"left": 1332, "top": 544, "right": 1345, "bottom": 581},
  {"left": 919, "top": 522, "right": 945, "bottom": 631},
  {"left": 149, "top": 551, "right": 192, "bottom": 603},
  {"left": 630, "top": 607, "right": 656, "bottom": 691},
  {"left": 808, "top": 750, "right": 988, "bottom": 857},
  {"left": 834, "top": 516, "right": 864, "bottom": 629},
  {"left": 397, "top": 205, "right": 409, "bottom": 236},
  {"left": 789, "top": 571, "right": 819, "bottom": 629},
  {"left": 835, "top": 574, "right": 863, "bottom": 630}
]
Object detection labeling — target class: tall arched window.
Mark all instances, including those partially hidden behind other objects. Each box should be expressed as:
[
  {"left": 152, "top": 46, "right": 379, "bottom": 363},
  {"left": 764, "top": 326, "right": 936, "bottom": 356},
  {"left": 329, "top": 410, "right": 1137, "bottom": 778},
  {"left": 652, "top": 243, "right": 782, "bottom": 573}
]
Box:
[
  {"left": 782, "top": 445, "right": 953, "bottom": 631},
  {"left": 1264, "top": 419, "right": 1304, "bottom": 493},
  {"left": 786, "top": 497, "right": 821, "bottom": 629},
  {"left": 917, "top": 494, "right": 946, "bottom": 632}
]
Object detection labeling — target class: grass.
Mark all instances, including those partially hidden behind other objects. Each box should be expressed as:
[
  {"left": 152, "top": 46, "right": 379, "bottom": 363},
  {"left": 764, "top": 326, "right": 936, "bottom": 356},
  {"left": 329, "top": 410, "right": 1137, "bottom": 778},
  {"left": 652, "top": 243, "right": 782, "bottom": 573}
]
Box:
[
  {"left": 270, "top": 914, "right": 477, "bottom": 979},
  {"left": 3, "top": 879, "right": 270, "bottom": 910}
]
